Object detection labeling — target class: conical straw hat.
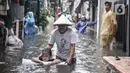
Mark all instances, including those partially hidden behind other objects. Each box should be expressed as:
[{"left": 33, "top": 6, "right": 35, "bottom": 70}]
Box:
[{"left": 53, "top": 15, "right": 73, "bottom": 26}]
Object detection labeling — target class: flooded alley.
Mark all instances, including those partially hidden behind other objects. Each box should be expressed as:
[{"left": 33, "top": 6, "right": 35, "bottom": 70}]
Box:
[
  {"left": 0, "top": 0, "right": 129, "bottom": 73},
  {"left": 0, "top": 29, "right": 105, "bottom": 73}
]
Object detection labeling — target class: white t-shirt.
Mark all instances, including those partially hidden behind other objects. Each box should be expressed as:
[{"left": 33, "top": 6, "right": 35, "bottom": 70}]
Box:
[{"left": 49, "top": 28, "right": 77, "bottom": 60}]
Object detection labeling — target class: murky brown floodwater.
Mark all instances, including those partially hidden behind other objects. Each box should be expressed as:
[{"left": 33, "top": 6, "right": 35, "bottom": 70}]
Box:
[{"left": 0, "top": 30, "right": 104, "bottom": 73}]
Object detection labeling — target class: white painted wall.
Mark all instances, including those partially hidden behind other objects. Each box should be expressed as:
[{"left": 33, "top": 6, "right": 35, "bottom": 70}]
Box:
[{"left": 72, "top": 0, "right": 81, "bottom": 15}]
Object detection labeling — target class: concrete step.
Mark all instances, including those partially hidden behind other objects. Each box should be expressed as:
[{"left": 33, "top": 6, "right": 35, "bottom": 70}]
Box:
[{"left": 103, "top": 56, "right": 130, "bottom": 73}]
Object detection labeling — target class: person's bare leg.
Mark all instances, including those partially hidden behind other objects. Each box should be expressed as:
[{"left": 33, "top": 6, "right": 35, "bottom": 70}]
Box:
[
  {"left": 102, "top": 44, "right": 111, "bottom": 56},
  {"left": 106, "top": 44, "right": 111, "bottom": 56},
  {"left": 101, "top": 44, "right": 111, "bottom": 73}
]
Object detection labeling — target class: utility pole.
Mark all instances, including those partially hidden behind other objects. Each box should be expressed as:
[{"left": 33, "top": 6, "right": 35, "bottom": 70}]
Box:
[{"left": 96, "top": 0, "right": 101, "bottom": 42}]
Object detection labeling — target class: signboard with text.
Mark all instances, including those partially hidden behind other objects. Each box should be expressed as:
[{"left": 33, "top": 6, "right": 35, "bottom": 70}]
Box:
[{"left": 115, "top": 4, "right": 125, "bottom": 15}]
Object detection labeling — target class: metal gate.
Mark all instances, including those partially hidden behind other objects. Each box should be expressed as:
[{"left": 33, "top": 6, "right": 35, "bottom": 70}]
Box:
[{"left": 115, "top": 0, "right": 128, "bottom": 52}]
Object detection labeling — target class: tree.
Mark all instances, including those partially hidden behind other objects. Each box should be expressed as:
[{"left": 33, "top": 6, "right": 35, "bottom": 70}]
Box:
[{"left": 39, "top": 8, "right": 50, "bottom": 30}]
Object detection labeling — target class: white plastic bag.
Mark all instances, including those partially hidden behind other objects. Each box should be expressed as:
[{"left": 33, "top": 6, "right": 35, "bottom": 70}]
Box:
[
  {"left": 8, "top": 35, "right": 23, "bottom": 48},
  {"left": 7, "top": 28, "right": 23, "bottom": 48}
]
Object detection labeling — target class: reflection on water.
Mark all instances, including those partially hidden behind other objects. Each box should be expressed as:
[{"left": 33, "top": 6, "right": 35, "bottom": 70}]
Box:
[
  {"left": 0, "top": 46, "right": 23, "bottom": 73},
  {"left": 56, "top": 65, "right": 75, "bottom": 73},
  {"left": 0, "top": 31, "right": 103, "bottom": 73}
]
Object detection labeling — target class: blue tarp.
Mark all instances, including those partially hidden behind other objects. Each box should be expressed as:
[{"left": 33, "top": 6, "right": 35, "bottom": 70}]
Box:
[
  {"left": 75, "top": 21, "right": 96, "bottom": 33},
  {"left": 24, "top": 11, "right": 38, "bottom": 35}
]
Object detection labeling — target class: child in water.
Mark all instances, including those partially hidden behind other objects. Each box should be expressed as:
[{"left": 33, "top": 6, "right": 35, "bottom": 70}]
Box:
[{"left": 32, "top": 48, "right": 54, "bottom": 65}]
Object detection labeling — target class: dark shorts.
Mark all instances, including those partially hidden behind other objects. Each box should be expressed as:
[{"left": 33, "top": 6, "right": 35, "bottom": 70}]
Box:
[{"left": 56, "top": 56, "right": 76, "bottom": 64}]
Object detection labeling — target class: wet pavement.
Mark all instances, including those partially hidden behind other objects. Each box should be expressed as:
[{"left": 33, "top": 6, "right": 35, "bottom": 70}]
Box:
[{"left": 0, "top": 29, "right": 105, "bottom": 73}]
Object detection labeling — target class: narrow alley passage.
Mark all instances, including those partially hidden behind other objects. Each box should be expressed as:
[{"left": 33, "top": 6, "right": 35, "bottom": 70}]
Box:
[
  {"left": 0, "top": 0, "right": 129, "bottom": 73},
  {"left": 22, "top": 31, "right": 103, "bottom": 73},
  {"left": 0, "top": 29, "right": 105, "bottom": 73}
]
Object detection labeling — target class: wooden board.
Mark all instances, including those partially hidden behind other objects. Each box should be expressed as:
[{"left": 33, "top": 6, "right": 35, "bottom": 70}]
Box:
[{"left": 103, "top": 56, "right": 130, "bottom": 73}]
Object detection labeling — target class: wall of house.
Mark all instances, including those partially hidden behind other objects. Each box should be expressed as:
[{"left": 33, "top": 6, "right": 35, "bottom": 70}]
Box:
[
  {"left": 11, "top": 3, "right": 24, "bottom": 21},
  {"left": 80, "top": 1, "right": 89, "bottom": 19},
  {"left": 71, "top": 0, "right": 81, "bottom": 15}
]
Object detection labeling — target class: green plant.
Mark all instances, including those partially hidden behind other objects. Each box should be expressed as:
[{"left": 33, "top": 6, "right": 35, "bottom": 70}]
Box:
[{"left": 39, "top": 9, "right": 50, "bottom": 30}]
